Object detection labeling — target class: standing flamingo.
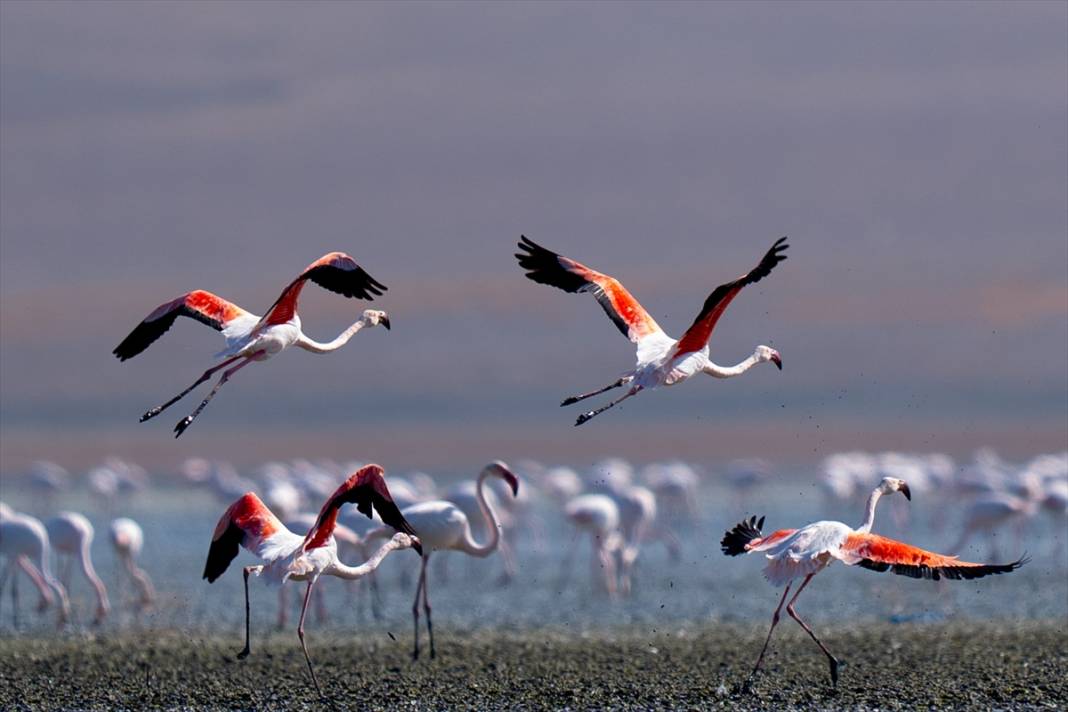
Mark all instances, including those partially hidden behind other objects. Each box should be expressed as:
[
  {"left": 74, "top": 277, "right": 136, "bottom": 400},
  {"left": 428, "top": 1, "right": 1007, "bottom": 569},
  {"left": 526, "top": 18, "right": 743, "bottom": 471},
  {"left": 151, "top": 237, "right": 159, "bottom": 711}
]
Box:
[
  {"left": 45, "top": 512, "right": 110, "bottom": 625},
  {"left": 561, "top": 494, "right": 624, "bottom": 598},
  {"left": 0, "top": 511, "right": 70, "bottom": 627},
  {"left": 378, "top": 462, "right": 518, "bottom": 660},
  {"left": 721, "top": 477, "right": 1027, "bottom": 688},
  {"left": 114, "top": 252, "right": 390, "bottom": 437},
  {"left": 515, "top": 236, "right": 787, "bottom": 425},
  {"left": 109, "top": 518, "right": 156, "bottom": 613},
  {"left": 203, "top": 464, "right": 420, "bottom": 699}
]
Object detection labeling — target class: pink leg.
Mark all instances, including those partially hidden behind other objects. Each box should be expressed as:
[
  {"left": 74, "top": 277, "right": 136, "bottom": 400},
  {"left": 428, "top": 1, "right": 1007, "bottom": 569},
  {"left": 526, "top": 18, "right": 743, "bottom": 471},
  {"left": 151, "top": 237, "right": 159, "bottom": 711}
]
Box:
[
  {"left": 141, "top": 354, "right": 245, "bottom": 421},
  {"left": 786, "top": 573, "right": 839, "bottom": 687},
  {"left": 277, "top": 585, "right": 288, "bottom": 630},
  {"left": 411, "top": 555, "right": 427, "bottom": 660},
  {"left": 173, "top": 355, "right": 259, "bottom": 438},
  {"left": 421, "top": 556, "right": 436, "bottom": 659},
  {"left": 297, "top": 580, "right": 324, "bottom": 699},
  {"left": 745, "top": 583, "right": 792, "bottom": 689}
]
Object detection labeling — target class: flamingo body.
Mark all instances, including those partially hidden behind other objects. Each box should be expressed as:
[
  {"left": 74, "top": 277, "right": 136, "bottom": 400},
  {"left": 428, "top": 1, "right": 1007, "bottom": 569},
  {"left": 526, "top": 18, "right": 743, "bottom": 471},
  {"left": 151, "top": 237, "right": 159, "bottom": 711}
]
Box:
[
  {"left": 115, "top": 252, "right": 390, "bottom": 437},
  {"left": 45, "top": 512, "right": 110, "bottom": 623},
  {"left": 516, "top": 236, "right": 787, "bottom": 425}
]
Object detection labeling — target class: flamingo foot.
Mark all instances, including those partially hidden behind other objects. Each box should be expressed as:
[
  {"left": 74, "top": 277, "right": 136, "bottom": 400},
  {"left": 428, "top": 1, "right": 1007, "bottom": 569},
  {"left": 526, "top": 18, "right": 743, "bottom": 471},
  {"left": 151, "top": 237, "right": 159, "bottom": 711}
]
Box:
[
  {"left": 174, "top": 416, "right": 195, "bottom": 438},
  {"left": 829, "top": 656, "right": 840, "bottom": 687},
  {"left": 140, "top": 407, "right": 163, "bottom": 422},
  {"left": 575, "top": 412, "right": 594, "bottom": 426},
  {"left": 237, "top": 646, "right": 250, "bottom": 660},
  {"left": 561, "top": 395, "right": 581, "bottom": 406}
]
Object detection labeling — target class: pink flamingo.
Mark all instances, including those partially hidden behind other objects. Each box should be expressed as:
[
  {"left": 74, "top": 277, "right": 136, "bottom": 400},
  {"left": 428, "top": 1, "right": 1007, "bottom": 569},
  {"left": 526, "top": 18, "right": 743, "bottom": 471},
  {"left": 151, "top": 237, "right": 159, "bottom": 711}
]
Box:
[
  {"left": 45, "top": 512, "right": 110, "bottom": 625},
  {"left": 114, "top": 252, "right": 390, "bottom": 437},
  {"left": 722, "top": 477, "right": 1028, "bottom": 689},
  {"left": 109, "top": 518, "right": 156, "bottom": 613},
  {"left": 516, "top": 236, "right": 787, "bottom": 425},
  {"left": 0, "top": 511, "right": 70, "bottom": 627},
  {"left": 203, "top": 464, "right": 420, "bottom": 698}
]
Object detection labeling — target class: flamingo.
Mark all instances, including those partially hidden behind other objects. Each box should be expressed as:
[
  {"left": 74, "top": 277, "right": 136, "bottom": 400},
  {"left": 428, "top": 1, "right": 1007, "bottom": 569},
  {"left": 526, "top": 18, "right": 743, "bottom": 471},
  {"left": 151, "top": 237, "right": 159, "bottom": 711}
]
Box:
[
  {"left": 561, "top": 494, "right": 624, "bottom": 598},
  {"left": 0, "top": 511, "right": 70, "bottom": 627},
  {"left": 109, "top": 518, "right": 156, "bottom": 613},
  {"left": 114, "top": 252, "right": 391, "bottom": 437},
  {"left": 515, "top": 236, "right": 787, "bottom": 425},
  {"left": 378, "top": 461, "right": 518, "bottom": 660},
  {"left": 45, "top": 512, "right": 111, "bottom": 624},
  {"left": 203, "top": 464, "right": 420, "bottom": 699},
  {"left": 721, "top": 477, "right": 1028, "bottom": 689}
]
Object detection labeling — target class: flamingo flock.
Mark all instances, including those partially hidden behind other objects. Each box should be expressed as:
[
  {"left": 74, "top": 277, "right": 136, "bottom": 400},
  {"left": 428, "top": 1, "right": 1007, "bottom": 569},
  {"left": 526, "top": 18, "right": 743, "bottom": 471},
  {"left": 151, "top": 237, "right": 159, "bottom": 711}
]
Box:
[{"left": 1, "top": 243, "right": 1060, "bottom": 700}]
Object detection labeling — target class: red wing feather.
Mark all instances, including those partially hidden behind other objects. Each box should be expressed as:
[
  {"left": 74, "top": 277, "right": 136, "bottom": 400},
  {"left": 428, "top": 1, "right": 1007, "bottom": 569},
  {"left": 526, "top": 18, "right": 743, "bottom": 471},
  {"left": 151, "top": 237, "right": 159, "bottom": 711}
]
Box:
[
  {"left": 301, "top": 464, "right": 421, "bottom": 554},
  {"left": 202, "top": 493, "right": 284, "bottom": 582},
  {"left": 673, "top": 237, "right": 788, "bottom": 358},
  {"left": 263, "top": 252, "right": 387, "bottom": 326},
  {"left": 515, "top": 236, "right": 664, "bottom": 343},
  {"left": 114, "top": 290, "right": 250, "bottom": 361},
  {"left": 842, "top": 532, "right": 1028, "bottom": 581}
]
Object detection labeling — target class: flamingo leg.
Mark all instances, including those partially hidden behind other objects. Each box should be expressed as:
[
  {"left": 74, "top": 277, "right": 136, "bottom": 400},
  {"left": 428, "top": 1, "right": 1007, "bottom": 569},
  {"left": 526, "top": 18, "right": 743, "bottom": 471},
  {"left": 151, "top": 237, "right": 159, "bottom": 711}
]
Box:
[
  {"left": 297, "top": 579, "right": 325, "bottom": 699},
  {"left": 369, "top": 567, "right": 383, "bottom": 621},
  {"left": 237, "top": 566, "right": 259, "bottom": 659},
  {"left": 496, "top": 535, "right": 517, "bottom": 586},
  {"left": 11, "top": 565, "right": 19, "bottom": 628},
  {"left": 411, "top": 554, "right": 427, "bottom": 660},
  {"left": 744, "top": 583, "right": 792, "bottom": 690},
  {"left": 561, "top": 376, "right": 630, "bottom": 406},
  {"left": 575, "top": 386, "right": 642, "bottom": 426},
  {"left": 786, "top": 573, "right": 839, "bottom": 687},
  {"left": 277, "top": 585, "right": 288, "bottom": 630},
  {"left": 173, "top": 354, "right": 259, "bottom": 438},
  {"left": 0, "top": 559, "right": 10, "bottom": 623},
  {"left": 140, "top": 354, "right": 245, "bottom": 422},
  {"left": 421, "top": 555, "right": 436, "bottom": 659}
]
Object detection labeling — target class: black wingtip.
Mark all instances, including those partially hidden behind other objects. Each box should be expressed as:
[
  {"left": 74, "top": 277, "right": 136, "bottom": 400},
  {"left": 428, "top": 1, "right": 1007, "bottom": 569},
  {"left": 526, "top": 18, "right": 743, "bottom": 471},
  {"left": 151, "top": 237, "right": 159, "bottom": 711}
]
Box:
[{"left": 721, "top": 515, "right": 765, "bottom": 556}]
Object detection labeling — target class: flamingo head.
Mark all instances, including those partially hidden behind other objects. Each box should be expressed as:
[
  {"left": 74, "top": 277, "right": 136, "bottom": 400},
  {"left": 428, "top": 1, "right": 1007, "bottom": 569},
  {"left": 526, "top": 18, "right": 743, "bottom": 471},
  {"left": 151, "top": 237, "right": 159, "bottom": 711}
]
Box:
[
  {"left": 755, "top": 345, "right": 782, "bottom": 370},
  {"left": 362, "top": 309, "right": 391, "bottom": 330},
  {"left": 878, "top": 476, "right": 911, "bottom": 501},
  {"left": 485, "top": 461, "right": 520, "bottom": 497}
]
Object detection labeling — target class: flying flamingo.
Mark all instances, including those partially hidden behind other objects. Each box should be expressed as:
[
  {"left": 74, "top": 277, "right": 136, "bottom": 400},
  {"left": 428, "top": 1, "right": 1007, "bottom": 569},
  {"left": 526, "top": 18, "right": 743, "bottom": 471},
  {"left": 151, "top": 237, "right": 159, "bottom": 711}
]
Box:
[
  {"left": 109, "top": 518, "right": 156, "bottom": 613},
  {"left": 0, "top": 511, "right": 70, "bottom": 627},
  {"left": 515, "top": 236, "right": 787, "bottom": 425},
  {"left": 45, "top": 512, "right": 110, "bottom": 625},
  {"left": 721, "top": 477, "right": 1028, "bottom": 689},
  {"left": 375, "top": 461, "right": 518, "bottom": 660},
  {"left": 202, "top": 464, "right": 420, "bottom": 699},
  {"left": 114, "top": 252, "right": 390, "bottom": 437}
]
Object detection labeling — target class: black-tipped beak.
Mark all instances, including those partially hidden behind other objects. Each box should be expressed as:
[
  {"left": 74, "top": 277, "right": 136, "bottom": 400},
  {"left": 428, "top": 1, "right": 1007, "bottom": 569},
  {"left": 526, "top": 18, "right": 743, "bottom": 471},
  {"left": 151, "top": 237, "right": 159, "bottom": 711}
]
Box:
[
  {"left": 771, "top": 353, "right": 782, "bottom": 370},
  {"left": 381, "top": 315, "right": 391, "bottom": 331},
  {"left": 410, "top": 536, "right": 423, "bottom": 555},
  {"left": 900, "top": 483, "right": 912, "bottom": 501}
]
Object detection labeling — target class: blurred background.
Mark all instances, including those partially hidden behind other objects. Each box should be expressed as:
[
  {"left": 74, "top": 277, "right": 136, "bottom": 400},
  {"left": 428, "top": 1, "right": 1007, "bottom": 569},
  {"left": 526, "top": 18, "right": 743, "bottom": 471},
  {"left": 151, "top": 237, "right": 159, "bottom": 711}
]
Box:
[{"left": 1, "top": 1, "right": 1065, "bottom": 474}]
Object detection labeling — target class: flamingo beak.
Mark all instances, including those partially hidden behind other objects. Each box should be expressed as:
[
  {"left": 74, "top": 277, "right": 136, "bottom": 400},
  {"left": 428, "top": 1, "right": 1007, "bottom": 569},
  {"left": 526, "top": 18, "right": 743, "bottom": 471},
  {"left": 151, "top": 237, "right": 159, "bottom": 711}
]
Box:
[
  {"left": 900, "top": 483, "right": 912, "bottom": 501},
  {"left": 495, "top": 462, "right": 520, "bottom": 497},
  {"left": 380, "top": 315, "right": 391, "bottom": 331},
  {"left": 771, "top": 352, "right": 782, "bottom": 370}
]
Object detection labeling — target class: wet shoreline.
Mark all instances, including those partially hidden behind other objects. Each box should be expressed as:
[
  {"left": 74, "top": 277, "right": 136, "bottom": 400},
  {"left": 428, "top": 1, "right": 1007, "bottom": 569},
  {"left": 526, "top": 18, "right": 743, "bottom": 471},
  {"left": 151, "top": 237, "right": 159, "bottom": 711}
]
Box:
[{"left": 2, "top": 620, "right": 1065, "bottom": 710}]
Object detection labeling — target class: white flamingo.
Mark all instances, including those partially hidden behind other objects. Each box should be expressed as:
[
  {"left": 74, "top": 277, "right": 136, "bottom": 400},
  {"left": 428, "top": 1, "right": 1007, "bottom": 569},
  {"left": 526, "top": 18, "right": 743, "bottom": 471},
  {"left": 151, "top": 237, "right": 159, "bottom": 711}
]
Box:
[
  {"left": 203, "top": 464, "right": 420, "bottom": 698},
  {"left": 109, "top": 518, "right": 156, "bottom": 613},
  {"left": 45, "top": 512, "right": 110, "bottom": 624},
  {"left": 114, "top": 252, "right": 391, "bottom": 437},
  {"left": 516, "top": 236, "right": 787, "bottom": 425},
  {"left": 722, "top": 477, "right": 1027, "bottom": 689},
  {"left": 379, "top": 462, "right": 518, "bottom": 660},
  {"left": 561, "top": 494, "right": 624, "bottom": 598},
  {"left": 0, "top": 511, "right": 70, "bottom": 627}
]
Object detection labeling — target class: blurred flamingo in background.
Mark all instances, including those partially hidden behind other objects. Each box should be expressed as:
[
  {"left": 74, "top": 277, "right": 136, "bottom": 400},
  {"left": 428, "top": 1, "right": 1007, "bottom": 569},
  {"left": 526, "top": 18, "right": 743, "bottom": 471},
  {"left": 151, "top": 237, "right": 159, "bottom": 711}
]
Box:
[
  {"left": 109, "top": 518, "right": 156, "bottom": 613},
  {"left": 45, "top": 512, "right": 110, "bottom": 625},
  {"left": 561, "top": 494, "right": 623, "bottom": 599},
  {"left": 722, "top": 477, "right": 1027, "bottom": 689},
  {"left": 114, "top": 252, "right": 391, "bottom": 437},
  {"left": 516, "top": 236, "right": 787, "bottom": 425},
  {"left": 1, "top": 509, "right": 70, "bottom": 627},
  {"left": 203, "top": 464, "right": 420, "bottom": 698}
]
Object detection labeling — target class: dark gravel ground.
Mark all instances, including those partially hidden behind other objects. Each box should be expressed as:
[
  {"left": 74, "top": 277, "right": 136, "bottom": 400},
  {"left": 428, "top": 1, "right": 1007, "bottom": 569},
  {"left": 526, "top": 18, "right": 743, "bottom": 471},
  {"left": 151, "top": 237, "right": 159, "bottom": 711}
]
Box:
[{"left": 1, "top": 621, "right": 1066, "bottom": 711}]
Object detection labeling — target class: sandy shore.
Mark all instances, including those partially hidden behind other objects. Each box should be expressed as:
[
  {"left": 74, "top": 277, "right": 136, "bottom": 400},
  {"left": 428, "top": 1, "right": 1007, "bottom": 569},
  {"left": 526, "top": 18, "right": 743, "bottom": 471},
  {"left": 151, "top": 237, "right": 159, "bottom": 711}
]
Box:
[{"left": 1, "top": 621, "right": 1065, "bottom": 710}]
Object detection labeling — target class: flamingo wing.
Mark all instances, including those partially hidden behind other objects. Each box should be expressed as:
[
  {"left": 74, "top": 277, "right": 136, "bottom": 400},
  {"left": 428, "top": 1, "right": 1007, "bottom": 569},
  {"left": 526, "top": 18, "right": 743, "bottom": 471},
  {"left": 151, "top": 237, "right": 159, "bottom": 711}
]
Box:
[
  {"left": 673, "top": 237, "right": 789, "bottom": 358},
  {"left": 301, "top": 464, "right": 421, "bottom": 554},
  {"left": 721, "top": 515, "right": 797, "bottom": 555},
  {"left": 113, "top": 290, "right": 251, "bottom": 361},
  {"left": 515, "top": 236, "right": 665, "bottom": 344},
  {"left": 262, "top": 252, "right": 387, "bottom": 326},
  {"left": 837, "top": 531, "right": 1029, "bottom": 581},
  {"left": 202, "top": 493, "right": 293, "bottom": 582}
]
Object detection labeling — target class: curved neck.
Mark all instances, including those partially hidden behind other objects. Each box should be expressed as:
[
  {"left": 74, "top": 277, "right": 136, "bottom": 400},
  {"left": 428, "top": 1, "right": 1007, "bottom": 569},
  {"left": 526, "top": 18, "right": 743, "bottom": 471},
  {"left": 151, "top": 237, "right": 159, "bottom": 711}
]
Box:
[
  {"left": 296, "top": 319, "right": 366, "bottom": 354},
  {"left": 457, "top": 469, "right": 502, "bottom": 558},
  {"left": 702, "top": 352, "right": 761, "bottom": 379},
  {"left": 121, "top": 553, "right": 156, "bottom": 604},
  {"left": 78, "top": 541, "right": 110, "bottom": 617},
  {"left": 328, "top": 535, "right": 407, "bottom": 580},
  {"left": 856, "top": 488, "right": 886, "bottom": 533}
]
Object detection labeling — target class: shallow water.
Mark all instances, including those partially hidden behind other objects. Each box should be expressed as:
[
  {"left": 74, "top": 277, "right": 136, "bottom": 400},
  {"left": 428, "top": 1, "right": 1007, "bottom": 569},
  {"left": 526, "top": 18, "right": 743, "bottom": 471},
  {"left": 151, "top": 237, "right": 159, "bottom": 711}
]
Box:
[{"left": 1, "top": 471, "right": 1065, "bottom": 636}]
